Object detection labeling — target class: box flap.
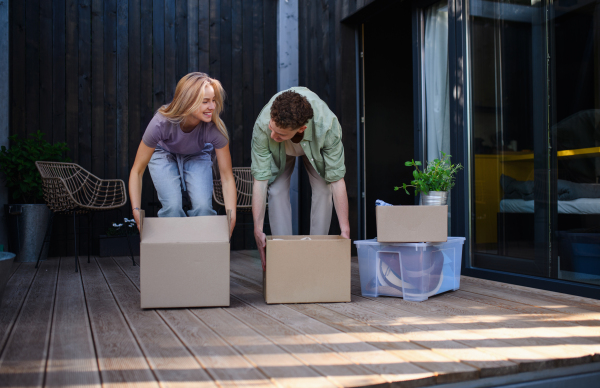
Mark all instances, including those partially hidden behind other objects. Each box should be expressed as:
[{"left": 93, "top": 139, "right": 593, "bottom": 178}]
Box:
[
  {"left": 267, "top": 235, "right": 347, "bottom": 241},
  {"left": 141, "top": 215, "right": 229, "bottom": 244}
]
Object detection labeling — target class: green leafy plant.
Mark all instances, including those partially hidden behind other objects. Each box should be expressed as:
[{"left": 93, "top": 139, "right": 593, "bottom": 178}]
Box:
[
  {"left": 395, "top": 152, "right": 463, "bottom": 196},
  {"left": 106, "top": 218, "right": 139, "bottom": 236},
  {"left": 0, "top": 131, "right": 70, "bottom": 204}
]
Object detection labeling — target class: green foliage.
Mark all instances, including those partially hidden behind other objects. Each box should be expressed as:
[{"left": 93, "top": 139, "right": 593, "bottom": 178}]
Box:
[
  {"left": 0, "top": 131, "right": 70, "bottom": 204},
  {"left": 106, "top": 218, "right": 139, "bottom": 236},
  {"left": 394, "top": 152, "right": 463, "bottom": 196}
]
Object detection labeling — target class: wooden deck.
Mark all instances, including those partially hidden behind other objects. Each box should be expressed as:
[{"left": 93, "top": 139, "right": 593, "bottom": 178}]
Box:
[{"left": 1, "top": 251, "right": 600, "bottom": 387}]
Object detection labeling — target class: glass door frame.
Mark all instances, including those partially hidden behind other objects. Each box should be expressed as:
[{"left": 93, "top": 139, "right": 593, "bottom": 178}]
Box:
[{"left": 460, "top": 0, "right": 600, "bottom": 298}]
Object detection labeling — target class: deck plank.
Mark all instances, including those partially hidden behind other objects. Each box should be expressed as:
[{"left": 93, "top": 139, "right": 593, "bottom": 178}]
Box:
[
  {"left": 45, "top": 257, "right": 101, "bottom": 387},
  {"left": 79, "top": 257, "right": 159, "bottom": 387},
  {"left": 191, "top": 308, "right": 339, "bottom": 388},
  {"left": 231, "top": 255, "right": 512, "bottom": 381},
  {"left": 452, "top": 289, "right": 600, "bottom": 337},
  {"left": 229, "top": 281, "right": 437, "bottom": 387},
  {"left": 458, "top": 282, "right": 600, "bottom": 321},
  {"left": 0, "top": 262, "right": 38, "bottom": 355},
  {"left": 158, "top": 308, "right": 277, "bottom": 388},
  {"left": 2, "top": 252, "right": 599, "bottom": 388},
  {"left": 339, "top": 293, "right": 558, "bottom": 372},
  {"left": 112, "top": 256, "right": 277, "bottom": 388},
  {"left": 317, "top": 299, "right": 519, "bottom": 378},
  {"left": 234, "top": 252, "right": 600, "bottom": 376},
  {"left": 285, "top": 302, "right": 480, "bottom": 385},
  {"left": 8, "top": 262, "right": 20, "bottom": 279},
  {"left": 227, "top": 296, "right": 394, "bottom": 387},
  {"left": 349, "top": 280, "right": 596, "bottom": 368},
  {"left": 460, "top": 276, "right": 600, "bottom": 311},
  {"left": 0, "top": 259, "right": 58, "bottom": 387},
  {"left": 95, "top": 257, "right": 218, "bottom": 388},
  {"left": 227, "top": 270, "right": 559, "bottom": 374},
  {"left": 431, "top": 293, "right": 600, "bottom": 356}
]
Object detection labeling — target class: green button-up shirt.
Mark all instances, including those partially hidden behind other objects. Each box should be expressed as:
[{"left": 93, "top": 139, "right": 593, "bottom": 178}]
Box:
[{"left": 251, "top": 87, "right": 346, "bottom": 184}]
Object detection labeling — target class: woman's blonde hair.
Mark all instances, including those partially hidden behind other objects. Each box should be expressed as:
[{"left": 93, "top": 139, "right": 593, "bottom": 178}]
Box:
[{"left": 158, "top": 72, "right": 229, "bottom": 141}]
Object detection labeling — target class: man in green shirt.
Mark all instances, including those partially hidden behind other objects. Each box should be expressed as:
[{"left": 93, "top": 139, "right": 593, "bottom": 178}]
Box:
[{"left": 251, "top": 87, "right": 350, "bottom": 267}]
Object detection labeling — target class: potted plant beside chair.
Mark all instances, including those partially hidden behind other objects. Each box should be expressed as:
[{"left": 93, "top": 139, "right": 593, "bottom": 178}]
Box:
[
  {"left": 0, "top": 131, "right": 70, "bottom": 262},
  {"left": 395, "top": 152, "right": 463, "bottom": 205}
]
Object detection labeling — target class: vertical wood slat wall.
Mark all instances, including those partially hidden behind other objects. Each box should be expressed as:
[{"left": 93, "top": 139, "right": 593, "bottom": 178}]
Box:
[
  {"left": 297, "top": 0, "right": 361, "bottom": 239},
  {"left": 9, "top": 0, "right": 277, "bottom": 255}
]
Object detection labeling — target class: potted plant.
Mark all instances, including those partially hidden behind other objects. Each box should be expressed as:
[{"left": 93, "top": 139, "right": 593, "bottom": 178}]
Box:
[
  {"left": 98, "top": 217, "right": 140, "bottom": 257},
  {"left": 395, "top": 152, "right": 463, "bottom": 205},
  {"left": 0, "top": 131, "right": 70, "bottom": 262}
]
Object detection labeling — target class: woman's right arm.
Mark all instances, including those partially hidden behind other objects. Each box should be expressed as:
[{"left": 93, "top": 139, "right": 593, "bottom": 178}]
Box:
[{"left": 129, "top": 141, "right": 155, "bottom": 229}]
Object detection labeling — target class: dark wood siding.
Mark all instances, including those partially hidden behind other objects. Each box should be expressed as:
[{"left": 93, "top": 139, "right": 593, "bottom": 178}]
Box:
[
  {"left": 10, "top": 0, "right": 278, "bottom": 254},
  {"left": 298, "top": 0, "right": 360, "bottom": 239}
]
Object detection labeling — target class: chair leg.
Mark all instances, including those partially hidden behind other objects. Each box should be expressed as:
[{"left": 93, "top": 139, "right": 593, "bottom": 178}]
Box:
[
  {"left": 126, "top": 232, "right": 136, "bottom": 266},
  {"left": 74, "top": 212, "right": 79, "bottom": 273},
  {"left": 117, "top": 208, "right": 137, "bottom": 266},
  {"left": 87, "top": 212, "right": 93, "bottom": 263},
  {"left": 35, "top": 213, "right": 54, "bottom": 268}
]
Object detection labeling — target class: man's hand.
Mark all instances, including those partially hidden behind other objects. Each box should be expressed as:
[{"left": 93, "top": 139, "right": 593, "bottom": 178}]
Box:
[
  {"left": 254, "top": 228, "right": 267, "bottom": 270},
  {"left": 252, "top": 179, "right": 269, "bottom": 271},
  {"left": 341, "top": 229, "right": 350, "bottom": 239},
  {"left": 331, "top": 178, "right": 351, "bottom": 240}
]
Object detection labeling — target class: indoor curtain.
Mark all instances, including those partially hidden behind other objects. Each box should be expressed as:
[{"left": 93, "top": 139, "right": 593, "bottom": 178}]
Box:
[{"left": 424, "top": 1, "right": 450, "bottom": 163}]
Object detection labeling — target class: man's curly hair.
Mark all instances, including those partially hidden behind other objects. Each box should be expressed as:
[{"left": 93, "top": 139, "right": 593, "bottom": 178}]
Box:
[{"left": 271, "top": 91, "right": 314, "bottom": 130}]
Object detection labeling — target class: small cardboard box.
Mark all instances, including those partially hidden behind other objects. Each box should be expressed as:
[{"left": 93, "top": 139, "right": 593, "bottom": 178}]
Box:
[
  {"left": 139, "top": 210, "right": 230, "bottom": 309},
  {"left": 376, "top": 205, "right": 448, "bottom": 243},
  {"left": 264, "top": 235, "right": 351, "bottom": 304}
]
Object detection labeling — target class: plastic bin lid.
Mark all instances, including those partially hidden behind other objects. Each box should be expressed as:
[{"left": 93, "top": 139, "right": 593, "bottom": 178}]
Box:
[{"left": 354, "top": 237, "right": 465, "bottom": 247}]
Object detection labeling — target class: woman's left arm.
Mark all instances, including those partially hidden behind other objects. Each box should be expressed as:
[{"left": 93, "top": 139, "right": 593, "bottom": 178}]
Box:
[{"left": 215, "top": 144, "right": 237, "bottom": 236}]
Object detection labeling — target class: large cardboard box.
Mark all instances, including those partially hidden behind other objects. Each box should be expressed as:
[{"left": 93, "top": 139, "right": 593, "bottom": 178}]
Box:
[
  {"left": 263, "top": 235, "right": 351, "bottom": 304},
  {"left": 376, "top": 205, "right": 448, "bottom": 243},
  {"left": 139, "top": 210, "right": 230, "bottom": 309}
]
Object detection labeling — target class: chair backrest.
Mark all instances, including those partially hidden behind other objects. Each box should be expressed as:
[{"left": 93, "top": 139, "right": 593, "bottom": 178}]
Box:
[
  {"left": 211, "top": 156, "right": 258, "bottom": 210},
  {"left": 36, "top": 162, "right": 83, "bottom": 212},
  {"left": 213, "top": 167, "right": 253, "bottom": 208},
  {"left": 36, "top": 161, "right": 126, "bottom": 212}
]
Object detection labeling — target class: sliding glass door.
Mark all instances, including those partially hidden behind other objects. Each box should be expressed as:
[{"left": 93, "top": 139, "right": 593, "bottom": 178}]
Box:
[{"left": 467, "top": 0, "right": 600, "bottom": 285}]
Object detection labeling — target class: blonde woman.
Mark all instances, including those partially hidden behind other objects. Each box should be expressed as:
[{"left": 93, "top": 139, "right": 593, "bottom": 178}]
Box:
[{"left": 129, "top": 73, "right": 236, "bottom": 235}]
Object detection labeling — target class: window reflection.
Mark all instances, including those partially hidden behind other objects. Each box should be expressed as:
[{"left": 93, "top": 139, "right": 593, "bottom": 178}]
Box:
[{"left": 468, "top": 0, "right": 600, "bottom": 284}]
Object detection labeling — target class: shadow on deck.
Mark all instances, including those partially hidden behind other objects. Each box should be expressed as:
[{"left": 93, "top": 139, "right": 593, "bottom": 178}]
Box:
[{"left": 1, "top": 251, "right": 600, "bottom": 387}]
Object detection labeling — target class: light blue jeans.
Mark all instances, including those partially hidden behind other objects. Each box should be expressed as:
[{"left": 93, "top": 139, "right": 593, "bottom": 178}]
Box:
[{"left": 148, "top": 144, "right": 217, "bottom": 217}]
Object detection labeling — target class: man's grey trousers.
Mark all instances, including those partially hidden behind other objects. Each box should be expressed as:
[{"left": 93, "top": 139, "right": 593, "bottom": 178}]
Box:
[{"left": 268, "top": 155, "right": 333, "bottom": 235}]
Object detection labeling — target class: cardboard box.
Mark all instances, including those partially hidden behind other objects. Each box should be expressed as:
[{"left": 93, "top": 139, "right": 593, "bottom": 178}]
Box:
[
  {"left": 264, "top": 235, "right": 351, "bottom": 304},
  {"left": 376, "top": 205, "right": 448, "bottom": 243},
  {"left": 139, "top": 210, "right": 230, "bottom": 309}
]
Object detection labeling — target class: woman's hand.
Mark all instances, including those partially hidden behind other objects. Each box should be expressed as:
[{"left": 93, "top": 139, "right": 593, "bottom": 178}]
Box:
[
  {"left": 228, "top": 211, "right": 236, "bottom": 238},
  {"left": 132, "top": 208, "right": 141, "bottom": 232},
  {"left": 129, "top": 141, "right": 155, "bottom": 230},
  {"left": 215, "top": 145, "right": 237, "bottom": 234}
]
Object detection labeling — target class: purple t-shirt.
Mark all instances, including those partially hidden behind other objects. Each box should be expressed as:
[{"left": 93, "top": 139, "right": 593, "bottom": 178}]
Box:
[{"left": 142, "top": 113, "right": 228, "bottom": 154}]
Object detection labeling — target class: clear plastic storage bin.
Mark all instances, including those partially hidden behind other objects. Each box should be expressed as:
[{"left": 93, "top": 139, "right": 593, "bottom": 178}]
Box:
[{"left": 354, "top": 237, "right": 466, "bottom": 302}]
